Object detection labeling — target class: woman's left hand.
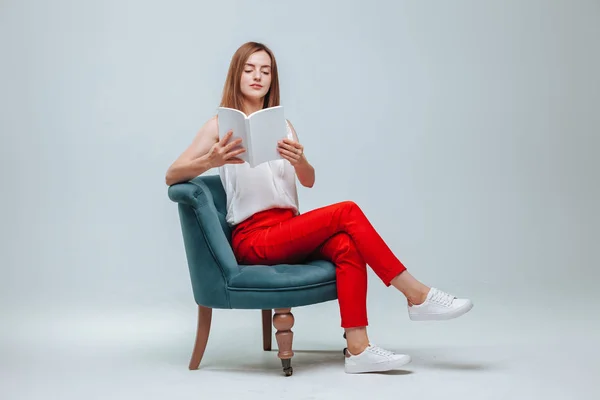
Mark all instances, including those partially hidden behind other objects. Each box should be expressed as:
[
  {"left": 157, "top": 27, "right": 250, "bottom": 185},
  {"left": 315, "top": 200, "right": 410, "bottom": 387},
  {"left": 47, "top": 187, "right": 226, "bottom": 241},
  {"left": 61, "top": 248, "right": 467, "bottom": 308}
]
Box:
[{"left": 277, "top": 138, "right": 305, "bottom": 166}]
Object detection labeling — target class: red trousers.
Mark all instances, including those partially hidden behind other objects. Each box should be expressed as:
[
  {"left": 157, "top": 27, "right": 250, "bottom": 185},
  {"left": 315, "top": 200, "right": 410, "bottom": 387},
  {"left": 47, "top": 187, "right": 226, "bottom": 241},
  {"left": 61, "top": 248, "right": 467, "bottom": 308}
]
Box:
[{"left": 231, "top": 201, "right": 407, "bottom": 328}]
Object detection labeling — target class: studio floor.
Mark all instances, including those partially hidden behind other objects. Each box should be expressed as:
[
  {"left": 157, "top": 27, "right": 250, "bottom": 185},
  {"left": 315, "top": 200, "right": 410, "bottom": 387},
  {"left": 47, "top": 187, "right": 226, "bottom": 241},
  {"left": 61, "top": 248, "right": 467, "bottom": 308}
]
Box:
[{"left": 2, "top": 285, "right": 599, "bottom": 400}]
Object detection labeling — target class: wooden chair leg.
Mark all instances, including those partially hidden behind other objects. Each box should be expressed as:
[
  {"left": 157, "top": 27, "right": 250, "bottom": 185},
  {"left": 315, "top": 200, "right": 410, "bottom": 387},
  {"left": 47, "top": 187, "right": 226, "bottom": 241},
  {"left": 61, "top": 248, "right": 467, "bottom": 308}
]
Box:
[
  {"left": 262, "top": 309, "right": 272, "bottom": 351},
  {"left": 189, "top": 305, "right": 212, "bottom": 370},
  {"left": 273, "top": 308, "right": 294, "bottom": 376}
]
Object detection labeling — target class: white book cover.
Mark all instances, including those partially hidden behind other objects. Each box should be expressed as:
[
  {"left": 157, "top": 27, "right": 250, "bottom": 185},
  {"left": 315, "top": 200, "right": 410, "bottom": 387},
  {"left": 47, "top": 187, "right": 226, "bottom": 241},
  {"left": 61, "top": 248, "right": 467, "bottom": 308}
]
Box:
[{"left": 217, "top": 105, "right": 288, "bottom": 167}]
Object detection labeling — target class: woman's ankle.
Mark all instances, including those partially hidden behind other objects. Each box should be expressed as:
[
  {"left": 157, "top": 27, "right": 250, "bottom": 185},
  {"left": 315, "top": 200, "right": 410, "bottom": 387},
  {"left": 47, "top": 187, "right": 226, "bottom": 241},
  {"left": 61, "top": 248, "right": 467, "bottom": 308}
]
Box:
[
  {"left": 347, "top": 343, "right": 369, "bottom": 355},
  {"left": 390, "top": 272, "right": 430, "bottom": 305},
  {"left": 407, "top": 288, "right": 429, "bottom": 305},
  {"left": 345, "top": 327, "right": 369, "bottom": 355}
]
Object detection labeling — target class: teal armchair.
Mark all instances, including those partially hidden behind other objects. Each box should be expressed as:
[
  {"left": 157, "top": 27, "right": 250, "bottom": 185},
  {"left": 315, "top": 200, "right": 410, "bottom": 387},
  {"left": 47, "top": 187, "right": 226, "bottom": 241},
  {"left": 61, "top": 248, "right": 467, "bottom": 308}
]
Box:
[{"left": 168, "top": 175, "right": 338, "bottom": 376}]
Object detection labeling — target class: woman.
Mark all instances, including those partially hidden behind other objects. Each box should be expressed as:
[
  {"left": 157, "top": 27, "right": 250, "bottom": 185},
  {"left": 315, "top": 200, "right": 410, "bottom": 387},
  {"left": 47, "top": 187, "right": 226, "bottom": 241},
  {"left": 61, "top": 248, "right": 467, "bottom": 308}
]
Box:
[{"left": 165, "top": 41, "right": 473, "bottom": 374}]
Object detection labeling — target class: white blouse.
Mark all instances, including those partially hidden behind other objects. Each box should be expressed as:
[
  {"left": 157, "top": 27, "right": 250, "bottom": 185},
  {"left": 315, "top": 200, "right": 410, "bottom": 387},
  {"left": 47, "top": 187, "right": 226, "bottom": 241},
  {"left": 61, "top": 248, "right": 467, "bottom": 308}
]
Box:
[{"left": 218, "top": 122, "right": 299, "bottom": 226}]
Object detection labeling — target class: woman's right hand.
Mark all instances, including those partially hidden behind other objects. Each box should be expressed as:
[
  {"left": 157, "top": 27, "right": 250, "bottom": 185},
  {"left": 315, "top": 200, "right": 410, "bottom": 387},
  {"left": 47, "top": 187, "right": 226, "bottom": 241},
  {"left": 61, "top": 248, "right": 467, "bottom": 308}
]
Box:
[
  {"left": 206, "top": 130, "right": 246, "bottom": 168},
  {"left": 166, "top": 118, "right": 245, "bottom": 185}
]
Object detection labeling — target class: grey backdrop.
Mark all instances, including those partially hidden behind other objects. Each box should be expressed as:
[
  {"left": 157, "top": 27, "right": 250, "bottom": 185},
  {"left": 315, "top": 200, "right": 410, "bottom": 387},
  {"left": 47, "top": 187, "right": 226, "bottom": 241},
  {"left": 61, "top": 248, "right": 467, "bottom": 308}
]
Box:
[
  {"left": 3, "top": 0, "right": 598, "bottom": 312},
  {"left": 1, "top": 0, "right": 599, "bottom": 372}
]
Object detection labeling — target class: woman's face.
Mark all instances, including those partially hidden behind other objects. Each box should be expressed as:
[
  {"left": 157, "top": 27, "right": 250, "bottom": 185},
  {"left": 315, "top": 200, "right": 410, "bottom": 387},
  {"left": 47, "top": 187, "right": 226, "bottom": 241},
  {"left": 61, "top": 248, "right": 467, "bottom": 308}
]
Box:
[{"left": 240, "top": 50, "right": 272, "bottom": 103}]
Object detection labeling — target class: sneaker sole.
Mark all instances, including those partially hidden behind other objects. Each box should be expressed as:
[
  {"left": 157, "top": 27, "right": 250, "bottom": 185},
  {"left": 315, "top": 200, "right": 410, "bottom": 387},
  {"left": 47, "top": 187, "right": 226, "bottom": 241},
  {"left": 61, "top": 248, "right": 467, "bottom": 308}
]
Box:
[
  {"left": 345, "top": 354, "right": 412, "bottom": 374},
  {"left": 409, "top": 300, "right": 474, "bottom": 321}
]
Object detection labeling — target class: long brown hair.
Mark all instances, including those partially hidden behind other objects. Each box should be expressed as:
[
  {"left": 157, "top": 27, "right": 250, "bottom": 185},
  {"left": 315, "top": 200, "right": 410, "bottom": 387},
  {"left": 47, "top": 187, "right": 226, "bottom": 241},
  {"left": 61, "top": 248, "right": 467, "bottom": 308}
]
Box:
[{"left": 219, "top": 42, "right": 280, "bottom": 112}]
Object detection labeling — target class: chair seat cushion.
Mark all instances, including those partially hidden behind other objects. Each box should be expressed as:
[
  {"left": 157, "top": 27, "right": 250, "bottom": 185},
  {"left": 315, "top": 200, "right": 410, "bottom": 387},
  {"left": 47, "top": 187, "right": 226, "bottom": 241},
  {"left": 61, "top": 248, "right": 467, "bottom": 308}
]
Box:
[{"left": 228, "top": 260, "right": 336, "bottom": 291}]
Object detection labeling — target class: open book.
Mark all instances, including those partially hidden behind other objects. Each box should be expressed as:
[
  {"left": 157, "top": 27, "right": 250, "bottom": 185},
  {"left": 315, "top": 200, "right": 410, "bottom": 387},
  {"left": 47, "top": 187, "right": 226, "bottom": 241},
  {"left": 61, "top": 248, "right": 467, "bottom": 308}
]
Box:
[{"left": 217, "top": 106, "right": 288, "bottom": 167}]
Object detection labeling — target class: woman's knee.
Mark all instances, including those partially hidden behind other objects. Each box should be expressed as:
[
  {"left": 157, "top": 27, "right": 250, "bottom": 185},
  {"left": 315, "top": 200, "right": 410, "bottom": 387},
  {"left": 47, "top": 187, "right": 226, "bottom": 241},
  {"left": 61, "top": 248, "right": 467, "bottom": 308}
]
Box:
[
  {"left": 339, "top": 200, "right": 358, "bottom": 209},
  {"left": 335, "top": 200, "right": 364, "bottom": 217}
]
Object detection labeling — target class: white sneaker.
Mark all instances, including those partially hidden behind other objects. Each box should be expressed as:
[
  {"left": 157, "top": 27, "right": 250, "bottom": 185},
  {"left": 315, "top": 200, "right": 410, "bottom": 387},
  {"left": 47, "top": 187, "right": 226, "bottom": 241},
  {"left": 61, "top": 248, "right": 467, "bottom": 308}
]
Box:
[
  {"left": 408, "top": 287, "right": 473, "bottom": 321},
  {"left": 344, "top": 344, "right": 411, "bottom": 374}
]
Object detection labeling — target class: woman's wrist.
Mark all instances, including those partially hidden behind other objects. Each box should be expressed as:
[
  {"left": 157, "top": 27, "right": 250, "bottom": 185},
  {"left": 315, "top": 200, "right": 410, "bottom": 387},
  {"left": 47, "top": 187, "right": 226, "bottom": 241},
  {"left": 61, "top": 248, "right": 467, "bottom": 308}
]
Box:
[{"left": 294, "top": 156, "right": 315, "bottom": 187}]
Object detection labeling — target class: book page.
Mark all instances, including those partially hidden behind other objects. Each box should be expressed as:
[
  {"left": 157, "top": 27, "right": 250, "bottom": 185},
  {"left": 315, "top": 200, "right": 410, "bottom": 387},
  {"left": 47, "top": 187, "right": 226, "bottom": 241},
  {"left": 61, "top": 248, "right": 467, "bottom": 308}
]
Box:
[
  {"left": 217, "top": 107, "right": 249, "bottom": 164},
  {"left": 247, "top": 106, "right": 287, "bottom": 167}
]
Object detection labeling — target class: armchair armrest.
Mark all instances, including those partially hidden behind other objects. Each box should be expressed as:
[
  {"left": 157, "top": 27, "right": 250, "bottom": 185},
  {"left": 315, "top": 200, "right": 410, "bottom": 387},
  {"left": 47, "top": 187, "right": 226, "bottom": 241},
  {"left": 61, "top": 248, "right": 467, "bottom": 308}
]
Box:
[
  {"left": 168, "top": 177, "right": 239, "bottom": 308},
  {"left": 168, "top": 180, "right": 203, "bottom": 207}
]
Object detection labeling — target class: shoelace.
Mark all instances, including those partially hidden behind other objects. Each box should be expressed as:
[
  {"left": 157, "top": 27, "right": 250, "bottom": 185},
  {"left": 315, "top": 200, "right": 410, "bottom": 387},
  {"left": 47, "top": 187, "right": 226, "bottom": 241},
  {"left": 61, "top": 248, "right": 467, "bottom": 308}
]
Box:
[
  {"left": 369, "top": 345, "right": 395, "bottom": 357},
  {"left": 430, "top": 289, "right": 455, "bottom": 307}
]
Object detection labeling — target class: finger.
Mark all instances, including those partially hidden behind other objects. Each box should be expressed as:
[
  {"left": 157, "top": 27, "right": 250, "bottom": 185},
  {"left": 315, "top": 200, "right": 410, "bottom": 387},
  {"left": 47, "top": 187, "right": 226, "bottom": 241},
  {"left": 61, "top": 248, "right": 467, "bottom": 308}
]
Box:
[
  {"left": 280, "top": 138, "right": 297, "bottom": 147},
  {"left": 278, "top": 148, "right": 300, "bottom": 160},
  {"left": 223, "top": 138, "right": 243, "bottom": 152},
  {"left": 227, "top": 147, "right": 246, "bottom": 158},
  {"left": 282, "top": 140, "right": 303, "bottom": 153},
  {"left": 278, "top": 142, "right": 300, "bottom": 153},
  {"left": 219, "top": 130, "right": 233, "bottom": 145},
  {"left": 278, "top": 151, "right": 294, "bottom": 163},
  {"left": 282, "top": 138, "right": 301, "bottom": 148},
  {"left": 225, "top": 157, "right": 245, "bottom": 164}
]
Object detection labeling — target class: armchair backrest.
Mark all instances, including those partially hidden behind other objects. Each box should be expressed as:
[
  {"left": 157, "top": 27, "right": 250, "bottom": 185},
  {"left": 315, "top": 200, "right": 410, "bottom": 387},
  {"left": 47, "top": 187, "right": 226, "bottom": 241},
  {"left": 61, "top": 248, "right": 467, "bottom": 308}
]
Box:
[{"left": 168, "top": 175, "right": 238, "bottom": 308}]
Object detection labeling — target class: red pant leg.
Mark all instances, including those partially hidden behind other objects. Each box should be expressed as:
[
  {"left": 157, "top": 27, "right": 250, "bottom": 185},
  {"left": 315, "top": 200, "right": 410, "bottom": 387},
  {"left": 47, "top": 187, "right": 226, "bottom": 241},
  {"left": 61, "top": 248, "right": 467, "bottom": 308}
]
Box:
[
  {"left": 233, "top": 201, "right": 407, "bottom": 286},
  {"left": 309, "top": 233, "right": 369, "bottom": 328}
]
